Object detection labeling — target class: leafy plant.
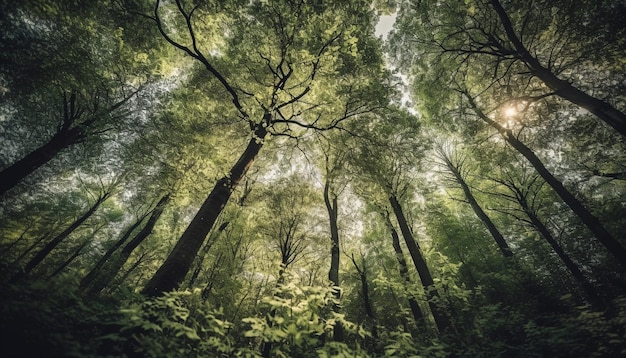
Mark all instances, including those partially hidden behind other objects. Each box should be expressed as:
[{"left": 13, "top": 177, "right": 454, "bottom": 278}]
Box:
[
  {"left": 241, "top": 271, "right": 370, "bottom": 357},
  {"left": 100, "top": 290, "right": 234, "bottom": 357}
]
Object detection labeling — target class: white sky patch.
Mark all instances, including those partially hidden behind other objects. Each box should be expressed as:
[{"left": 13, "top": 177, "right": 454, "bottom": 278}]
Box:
[
  {"left": 398, "top": 73, "right": 417, "bottom": 115},
  {"left": 374, "top": 13, "right": 418, "bottom": 115},
  {"left": 375, "top": 13, "right": 397, "bottom": 40}
]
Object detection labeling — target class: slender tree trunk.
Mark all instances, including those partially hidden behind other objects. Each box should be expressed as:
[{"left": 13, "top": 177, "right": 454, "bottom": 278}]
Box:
[
  {"left": 388, "top": 195, "right": 451, "bottom": 334},
  {"left": 85, "top": 195, "right": 169, "bottom": 295},
  {"left": 519, "top": 203, "right": 603, "bottom": 308},
  {"left": 489, "top": 0, "right": 626, "bottom": 137},
  {"left": 442, "top": 157, "right": 513, "bottom": 257},
  {"left": 359, "top": 267, "right": 375, "bottom": 321},
  {"left": 465, "top": 94, "right": 626, "bottom": 270},
  {"left": 387, "top": 219, "right": 425, "bottom": 323},
  {"left": 113, "top": 252, "right": 149, "bottom": 290},
  {"left": 48, "top": 237, "right": 91, "bottom": 278},
  {"left": 79, "top": 212, "right": 149, "bottom": 290},
  {"left": 0, "top": 128, "right": 84, "bottom": 197},
  {"left": 201, "top": 252, "right": 226, "bottom": 301},
  {"left": 1, "top": 224, "right": 32, "bottom": 258},
  {"left": 10, "top": 232, "right": 51, "bottom": 267},
  {"left": 324, "top": 180, "right": 341, "bottom": 290},
  {"left": 349, "top": 254, "right": 377, "bottom": 338},
  {"left": 11, "top": 192, "right": 109, "bottom": 281},
  {"left": 142, "top": 123, "right": 268, "bottom": 296},
  {"left": 188, "top": 221, "right": 229, "bottom": 289},
  {"left": 323, "top": 178, "right": 344, "bottom": 342}
]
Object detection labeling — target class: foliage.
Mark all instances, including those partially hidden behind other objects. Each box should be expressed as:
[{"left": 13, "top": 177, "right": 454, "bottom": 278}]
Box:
[
  {"left": 1, "top": 0, "right": 625, "bottom": 357},
  {"left": 100, "top": 289, "right": 234, "bottom": 357},
  {"left": 240, "top": 271, "right": 370, "bottom": 357},
  {"left": 383, "top": 328, "right": 447, "bottom": 358},
  {"left": 0, "top": 278, "right": 120, "bottom": 357}
]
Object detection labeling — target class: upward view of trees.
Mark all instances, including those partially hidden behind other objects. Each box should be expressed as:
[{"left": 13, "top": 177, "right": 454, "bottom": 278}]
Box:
[{"left": 1, "top": 1, "right": 624, "bottom": 356}]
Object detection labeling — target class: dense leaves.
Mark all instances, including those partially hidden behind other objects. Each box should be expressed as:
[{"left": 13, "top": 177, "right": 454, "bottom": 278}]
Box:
[{"left": 1, "top": 0, "right": 625, "bottom": 356}]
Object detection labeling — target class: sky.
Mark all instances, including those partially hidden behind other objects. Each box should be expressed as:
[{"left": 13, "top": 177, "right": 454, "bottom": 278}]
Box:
[
  {"left": 375, "top": 13, "right": 397, "bottom": 39},
  {"left": 373, "top": 12, "right": 417, "bottom": 113}
]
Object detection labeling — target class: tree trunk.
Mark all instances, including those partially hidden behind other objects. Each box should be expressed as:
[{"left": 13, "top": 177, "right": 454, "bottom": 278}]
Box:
[
  {"left": 387, "top": 219, "right": 425, "bottom": 324},
  {"left": 0, "top": 128, "right": 84, "bottom": 197},
  {"left": 518, "top": 201, "right": 603, "bottom": 308},
  {"left": 11, "top": 192, "right": 109, "bottom": 281},
  {"left": 79, "top": 212, "right": 149, "bottom": 290},
  {"left": 489, "top": 0, "right": 626, "bottom": 137},
  {"left": 324, "top": 180, "right": 341, "bottom": 290},
  {"left": 349, "top": 254, "right": 377, "bottom": 338},
  {"left": 323, "top": 178, "right": 344, "bottom": 342},
  {"left": 48, "top": 237, "right": 92, "bottom": 278},
  {"left": 10, "top": 232, "right": 51, "bottom": 267},
  {"left": 201, "top": 252, "right": 226, "bottom": 301},
  {"left": 359, "top": 267, "right": 375, "bottom": 321},
  {"left": 187, "top": 221, "right": 229, "bottom": 289},
  {"left": 142, "top": 123, "right": 268, "bottom": 296},
  {"left": 113, "top": 252, "right": 149, "bottom": 290},
  {"left": 465, "top": 94, "right": 626, "bottom": 270},
  {"left": 443, "top": 157, "right": 513, "bottom": 257},
  {"left": 388, "top": 195, "right": 451, "bottom": 334},
  {"left": 85, "top": 194, "right": 170, "bottom": 295}
]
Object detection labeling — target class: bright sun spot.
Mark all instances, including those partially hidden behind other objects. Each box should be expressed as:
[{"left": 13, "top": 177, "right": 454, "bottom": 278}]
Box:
[{"left": 504, "top": 107, "right": 517, "bottom": 117}]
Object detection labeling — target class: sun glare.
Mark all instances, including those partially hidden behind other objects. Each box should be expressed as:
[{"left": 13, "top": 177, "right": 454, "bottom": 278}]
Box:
[{"left": 504, "top": 107, "right": 517, "bottom": 117}]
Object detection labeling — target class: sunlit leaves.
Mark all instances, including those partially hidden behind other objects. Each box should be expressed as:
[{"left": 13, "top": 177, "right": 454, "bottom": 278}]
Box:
[{"left": 241, "top": 272, "right": 369, "bottom": 356}]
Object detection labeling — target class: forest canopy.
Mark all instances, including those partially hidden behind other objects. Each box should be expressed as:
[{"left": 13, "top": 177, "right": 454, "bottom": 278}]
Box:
[{"left": 1, "top": 0, "right": 625, "bottom": 357}]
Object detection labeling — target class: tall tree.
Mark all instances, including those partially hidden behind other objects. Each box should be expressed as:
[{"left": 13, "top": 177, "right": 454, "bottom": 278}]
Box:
[
  {"left": 140, "top": 0, "right": 387, "bottom": 296},
  {"left": 48, "top": 223, "right": 106, "bottom": 279},
  {"left": 79, "top": 211, "right": 151, "bottom": 290},
  {"left": 434, "top": 142, "right": 513, "bottom": 257},
  {"left": 0, "top": 91, "right": 139, "bottom": 197},
  {"left": 79, "top": 194, "right": 170, "bottom": 293},
  {"left": 462, "top": 91, "right": 626, "bottom": 270},
  {"left": 486, "top": 0, "right": 626, "bottom": 136},
  {"left": 380, "top": 209, "right": 424, "bottom": 325},
  {"left": 488, "top": 165, "right": 604, "bottom": 308},
  {"left": 10, "top": 189, "right": 111, "bottom": 281},
  {"left": 0, "top": 1, "right": 162, "bottom": 198},
  {"left": 391, "top": 0, "right": 626, "bottom": 136},
  {"left": 321, "top": 143, "right": 348, "bottom": 342},
  {"left": 348, "top": 252, "right": 377, "bottom": 338},
  {"left": 388, "top": 194, "right": 451, "bottom": 334},
  {"left": 82, "top": 193, "right": 170, "bottom": 295},
  {"left": 348, "top": 108, "right": 451, "bottom": 333}
]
